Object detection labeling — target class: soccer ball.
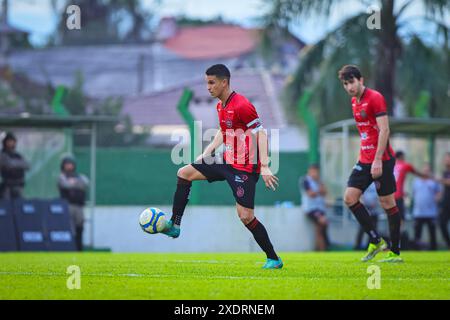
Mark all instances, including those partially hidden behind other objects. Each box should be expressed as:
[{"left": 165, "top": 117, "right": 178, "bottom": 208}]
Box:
[{"left": 139, "top": 207, "right": 167, "bottom": 234}]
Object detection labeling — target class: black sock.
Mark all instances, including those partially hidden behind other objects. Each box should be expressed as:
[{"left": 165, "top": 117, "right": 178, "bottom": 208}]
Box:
[
  {"left": 349, "top": 202, "right": 381, "bottom": 244},
  {"left": 246, "top": 217, "right": 278, "bottom": 260},
  {"left": 170, "top": 177, "right": 192, "bottom": 226},
  {"left": 386, "top": 206, "right": 401, "bottom": 255}
]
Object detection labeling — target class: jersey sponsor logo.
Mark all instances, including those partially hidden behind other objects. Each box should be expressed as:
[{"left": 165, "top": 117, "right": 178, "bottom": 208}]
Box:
[
  {"left": 362, "top": 103, "right": 368, "bottom": 107},
  {"left": 361, "top": 132, "right": 368, "bottom": 140},
  {"left": 361, "top": 144, "right": 375, "bottom": 150},
  {"left": 356, "top": 121, "right": 371, "bottom": 126},
  {"left": 353, "top": 164, "right": 363, "bottom": 171}
]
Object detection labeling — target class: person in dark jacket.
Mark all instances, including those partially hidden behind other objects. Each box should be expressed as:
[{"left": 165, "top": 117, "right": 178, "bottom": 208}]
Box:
[
  {"left": 0, "top": 132, "right": 30, "bottom": 200},
  {"left": 58, "top": 156, "right": 89, "bottom": 251}
]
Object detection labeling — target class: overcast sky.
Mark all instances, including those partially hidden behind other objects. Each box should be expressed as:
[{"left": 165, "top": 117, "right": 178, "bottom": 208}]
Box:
[{"left": 8, "top": 0, "right": 448, "bottom": 47}]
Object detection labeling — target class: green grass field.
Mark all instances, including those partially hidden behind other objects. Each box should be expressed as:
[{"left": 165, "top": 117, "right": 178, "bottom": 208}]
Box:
[{"left": 0, "top": 251, "right": 449, "bottom": 300}]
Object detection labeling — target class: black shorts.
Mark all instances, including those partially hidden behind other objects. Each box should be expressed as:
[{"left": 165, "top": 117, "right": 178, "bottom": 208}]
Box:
[
  {"left": 306, "top": 209, "right": 326, "bottom": 224},
  {"left": 347, "top": 158, "right": 396, "bottom": 196},
  {"left": 191, "top": 157, "right": 259, "bottom": 209}
]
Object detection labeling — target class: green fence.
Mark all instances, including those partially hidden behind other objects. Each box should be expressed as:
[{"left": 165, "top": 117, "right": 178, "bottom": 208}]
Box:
[{"left": 74, "top": 148, "right": 309, "bottom": 206}]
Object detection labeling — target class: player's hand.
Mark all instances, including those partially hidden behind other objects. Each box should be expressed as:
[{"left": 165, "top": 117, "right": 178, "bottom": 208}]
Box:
[
  {"left": 371, "top": 159, "right": 382, "bottom": 179},
  {"left": 261, "top": 165, "right": 279, "bottom": 191}
]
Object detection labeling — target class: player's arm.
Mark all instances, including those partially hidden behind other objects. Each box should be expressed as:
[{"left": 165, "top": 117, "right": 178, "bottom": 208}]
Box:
[
  {"left": 410, "top": 166, "right": 430, "bottom": 179},
  {"left": 257, "top": 129, "right": 279, "bottom": 191},
  {"left": 438, "top": 176, "right": 450, "bottom": 186},
  {"left": 196, "top": 129, "right": 223, "bottom": 162},
  {"left": 302, "top": 179, "right": 317, "bottom": 197},
  {"left": 319, "top": 182, "right": 327, "bottom": 196},
  {"left": 371, "top": 115, "right": 390, "bottom": 179}
]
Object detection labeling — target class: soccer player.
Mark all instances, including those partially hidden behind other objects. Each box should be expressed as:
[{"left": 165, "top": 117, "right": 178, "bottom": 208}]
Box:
[
  {"left": 394, "top": 150, "right": 429, "bottom": 221},
  {"left": 338, "top": 65, "right": 402, "bottom": 263},
  {"left": 161, "top": 64, "right": 283, "bottom": 269}
]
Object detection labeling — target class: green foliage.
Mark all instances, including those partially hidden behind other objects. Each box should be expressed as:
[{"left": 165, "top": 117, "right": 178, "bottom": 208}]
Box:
[
  {"left": 397, "top": 36, "right": 450, "bottom": 118},
  {"left": 62, "top": 71, "right": 86, "bottom": 116},
  {"left": 283, "top": 14, "right": 377, "bottom": 125},
  {"left": 265, "top": 0, "right": 450, "bottom": 124},
  {"left": 0, "top": 68, "right": 54, "bottom": 114},
  {"left": 0, "top": 81, "right": 19, "bottom": 110}
]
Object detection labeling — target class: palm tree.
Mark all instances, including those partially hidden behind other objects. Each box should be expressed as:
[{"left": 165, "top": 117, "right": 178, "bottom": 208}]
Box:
[{"left": 263, "top": 0, "right": 449, "bottom": 123}]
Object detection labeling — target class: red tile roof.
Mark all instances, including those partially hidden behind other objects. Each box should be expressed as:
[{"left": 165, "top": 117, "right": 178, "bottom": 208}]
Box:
[{"left": 164, "top": 25, "right": 259, "bottom": 60}]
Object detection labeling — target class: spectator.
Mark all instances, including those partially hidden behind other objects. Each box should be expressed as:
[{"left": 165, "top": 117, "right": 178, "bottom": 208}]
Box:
[
  {"left": 300, "top": 164, "right": 330, "bottom": 251},
  {"left": 412, "top": 163, "right": 440, "bottom": 250},
  {"left": 438, "top": 152, "right": 450, "bottom": 249},
  {"left": 394, "top": 150, "right": 429, "bottom": 221},
  {"left": 58, "top": 156, "right": 89, "bottom": 251},
  {"left": 0, "top": 132, "right": 29, "bottom": 200},
  {"left": 354, "top": 182, "right": 381, "bottom": 250}
]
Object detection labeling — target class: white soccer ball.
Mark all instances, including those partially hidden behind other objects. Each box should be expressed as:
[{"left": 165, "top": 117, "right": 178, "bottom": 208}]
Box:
[{"left": 139, "top": 207, "right": 167, "bottom": 234}]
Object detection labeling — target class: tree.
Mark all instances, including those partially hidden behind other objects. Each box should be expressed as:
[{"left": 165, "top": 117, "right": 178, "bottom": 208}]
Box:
[{"left": 263, "top": 0, "right": 449, "bottom": 123}]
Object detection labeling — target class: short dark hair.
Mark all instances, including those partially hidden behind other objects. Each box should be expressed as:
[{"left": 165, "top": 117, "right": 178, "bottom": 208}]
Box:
[
  {"left": 309, "top": 164, "right": 320, "bottom": 170},
  {"left": 205, "top": 64, "right": 231, "bottom": 82},
  {"left": 338, "top": 65, "right": 362, "bottom": 81},
  {"left": 395, "top": 151, "right": 405, "bottom": 159}
]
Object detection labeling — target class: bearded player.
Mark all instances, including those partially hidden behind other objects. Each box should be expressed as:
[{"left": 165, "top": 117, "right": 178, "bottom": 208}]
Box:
[
  {"left": 161, "top": 64, "right": 283, "bottom": 269},
  {"left": 339, "top": 65, "right": 402, "bottom": 263}
]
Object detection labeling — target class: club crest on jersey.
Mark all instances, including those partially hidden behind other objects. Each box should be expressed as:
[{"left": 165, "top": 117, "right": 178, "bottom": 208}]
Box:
[
  {"left": 236, "top": 186, "right": 245, "bottom": 198},
  {"left": 361, "top": 132, "right": 368, "bottom": 140},
  {"left": 226, "top": 120, "right": 233, "bottom": 128}
]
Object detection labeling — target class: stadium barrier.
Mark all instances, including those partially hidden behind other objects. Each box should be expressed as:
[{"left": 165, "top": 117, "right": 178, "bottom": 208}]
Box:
[
  {"left": 0, "top": 201, "right": 18, "bottom": 251},
  {"left": 0, "top": 198, "right": 76, "bottom": 252}
]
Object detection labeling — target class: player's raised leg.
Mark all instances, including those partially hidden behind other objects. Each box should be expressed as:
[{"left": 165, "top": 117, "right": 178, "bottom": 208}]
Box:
[
  {"left": 237, "top": 203, "right": 283, "bottom": 269},
  {"left": 344, "top": 187, "right": 386, "bottom": 261},
  {"left": 162, "top": 164, "right": 207, "bottom": 238},
  {"left": 378, "top": 193, "right": 403, "bottom": 262}
]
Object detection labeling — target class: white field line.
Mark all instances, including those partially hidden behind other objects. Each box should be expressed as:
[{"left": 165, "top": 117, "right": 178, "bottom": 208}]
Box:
[{"left": 0, "top": 271, "right": 449, "bottom": 282}]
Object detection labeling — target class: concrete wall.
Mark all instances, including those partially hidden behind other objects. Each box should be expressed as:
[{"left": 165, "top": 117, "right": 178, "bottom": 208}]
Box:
[{"left": 84, "top": 206, "right": 368, "bottom": 252}]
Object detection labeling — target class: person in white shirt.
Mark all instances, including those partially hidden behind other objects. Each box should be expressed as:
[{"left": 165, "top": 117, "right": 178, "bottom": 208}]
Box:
[
  {"left": 412, "top": 163, "right": 441, "bottom": 250},
  {"left": 300, "top": 164, "right": 330, "bottom": 251}
]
